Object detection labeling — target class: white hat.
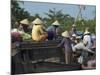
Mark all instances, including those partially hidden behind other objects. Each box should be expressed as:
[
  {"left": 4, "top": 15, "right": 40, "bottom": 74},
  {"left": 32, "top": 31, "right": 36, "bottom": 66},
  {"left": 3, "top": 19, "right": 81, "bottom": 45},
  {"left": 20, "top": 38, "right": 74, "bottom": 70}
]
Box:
[
  {"left": 72, "top": 24, "right": 76, "bottom": 27},
  {"left": 76, "top": 36, "right": 81, "bottom": 39},
  {"left": 20, "top": 19, "right": 29, "bottom": 25},
  {"left": 84, "top": 31, "right": 90, "bottom": 35},
  {"left": 11, "top": 28, "right": 18, "bottom": 33},
  {"left": 52, "top": 20, "right": 60, "bottom": 26},
  {"left": 32, "top": 18, "right": 43, "bottom": 25},
  {"left": 72, "top": 34, "right": 77, "bottom": 37},
  {"left": 62, "top": 31, "right": 70, "bottom": 38}
]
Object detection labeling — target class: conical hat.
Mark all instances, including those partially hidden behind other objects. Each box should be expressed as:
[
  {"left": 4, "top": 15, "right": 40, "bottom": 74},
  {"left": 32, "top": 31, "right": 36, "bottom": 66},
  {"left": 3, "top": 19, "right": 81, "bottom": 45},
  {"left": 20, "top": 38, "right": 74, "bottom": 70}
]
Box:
[
  {"left": 52, "top": 20, "right": 60, "bottom": 26},
  {"left": 32, "top": 18, "right": 43, "bottom": 25},
  {"left": 84, "top": 31, "right": 90, "bottom": 35},
  {"left": 72, "top": 24, "right": 76, "bottom": 27},
  {"left": 20, "top": 19, "right": 29, "bottom": 25},
  {"left": 62, "top": 31, "right": 70, "bottom": 38}
]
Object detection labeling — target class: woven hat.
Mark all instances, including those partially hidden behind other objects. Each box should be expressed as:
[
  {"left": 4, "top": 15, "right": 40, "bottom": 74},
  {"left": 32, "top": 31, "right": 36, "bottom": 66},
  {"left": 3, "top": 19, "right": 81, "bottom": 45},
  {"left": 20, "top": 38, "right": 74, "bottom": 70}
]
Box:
[
  {"left": 32, "top": 18, "right": 43, "bottom": 25},
  {"left": 20, "top": 19, "right": 29, "bottom": 25},
  {"left": 72, "top": 24, "right": 76, "bottom": 27},
  {"left": 84, "top": 31, "right": 90, "bottom": 35},
  {"left": 62, "top": 31, "right": 70, "bottom": 38},
  {"left": 52, "top": 20, "right": 60, "bottom": 26}
]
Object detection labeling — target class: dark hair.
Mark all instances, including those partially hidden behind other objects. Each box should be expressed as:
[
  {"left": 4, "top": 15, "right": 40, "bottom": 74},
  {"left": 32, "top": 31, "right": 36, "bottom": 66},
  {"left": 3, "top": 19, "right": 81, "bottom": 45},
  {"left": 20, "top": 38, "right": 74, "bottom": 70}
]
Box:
[
  {"left": 54, "top": 25, "right": 59, "bottom": 28},
  {"left": 34, "top": 24, "right": 41, "bottom": 25}
]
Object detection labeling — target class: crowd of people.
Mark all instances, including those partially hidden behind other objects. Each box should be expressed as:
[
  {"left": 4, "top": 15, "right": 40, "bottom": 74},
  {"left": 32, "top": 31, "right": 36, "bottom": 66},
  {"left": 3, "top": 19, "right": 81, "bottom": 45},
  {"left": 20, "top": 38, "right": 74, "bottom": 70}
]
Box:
[{"left": 11, "top": 18, "right": 96, "bottom": 70}]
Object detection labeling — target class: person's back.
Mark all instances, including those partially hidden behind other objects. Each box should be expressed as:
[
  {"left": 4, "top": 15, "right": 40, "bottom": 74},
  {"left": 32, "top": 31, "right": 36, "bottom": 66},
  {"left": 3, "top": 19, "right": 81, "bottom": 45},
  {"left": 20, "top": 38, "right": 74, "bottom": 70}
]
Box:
[
  {"left": 32, "top": 18, "right": 48, "bottom": 41},
  {"left": 83, "top": 27, "right": 93, "bottom": 49},
  {"left": 83, "top": 34, "right": 92, "bottom": 49},
  {"left": 32, "top": 25, "right": 45, "bottom": 41},
  {"left": 57, "top": 31, "right": 73, "bottom": 64},
  {"left": 46, "top": 20, "right": 61, "bottom": 40},
  {"left": 47, "top": 26, "right": 55, "bottom": 34}
]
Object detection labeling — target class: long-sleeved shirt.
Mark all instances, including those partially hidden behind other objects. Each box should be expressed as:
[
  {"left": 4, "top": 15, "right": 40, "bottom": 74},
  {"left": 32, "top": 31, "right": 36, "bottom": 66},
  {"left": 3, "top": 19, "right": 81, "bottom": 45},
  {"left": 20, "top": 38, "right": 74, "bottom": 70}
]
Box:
[
  {"left": 32, "top": 25, "right": 47, "bottom": 41},
  {"left": 47, "top": 26, "right": 61, "bottom": 36},
  {"left": 58, "top": 38, "right": 73, "bottom": 53},
  {"left": 73, "top": 42, "right": 94, "bottom": 53},
  {"left": 83, "top": 34, "right": 92, "bottom": 49}
]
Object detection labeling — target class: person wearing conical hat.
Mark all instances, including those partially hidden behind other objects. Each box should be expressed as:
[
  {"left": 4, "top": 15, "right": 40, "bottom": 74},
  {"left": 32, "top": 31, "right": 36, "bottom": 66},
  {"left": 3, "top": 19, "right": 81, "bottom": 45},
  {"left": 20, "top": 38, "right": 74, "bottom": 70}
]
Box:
[
  {"left": 73, "top": 35, "right": 95, "bottom": 64},
  {"left": 32, "top": 18, "right": 48, "bottom": 41},
  {"left": 57, "top": 31, "right": 73, "bottom": 64},
  {"left": 83, "top": 27, "right": 92, "bottom": 49},
  {"left": 20, "top": 18, "right": 30, "bottom": 32},
  {"left": 46, "top": 20, "right": 62, "bottom": 40}
]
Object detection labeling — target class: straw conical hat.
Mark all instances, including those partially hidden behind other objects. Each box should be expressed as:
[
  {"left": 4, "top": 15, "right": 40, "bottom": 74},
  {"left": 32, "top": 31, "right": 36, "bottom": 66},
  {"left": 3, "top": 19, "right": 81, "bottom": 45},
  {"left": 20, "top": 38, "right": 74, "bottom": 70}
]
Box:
[
  {"left": 52, "top": 20, "right": 60, "bottom": 26},
  {"left": 20, "top": 19, "right": 29, "bottom": 25},
  {"left": 62, "top": 31, "right": 70, "bottom": 38},
  {"left": 84, "top": 31, "right": 90, "bottom": 35},
  {"left": 32, "top": 18, "right": 43, "bottom": 25},
  {"left": 72, "top": 24, "right": 76, "bottom": 27}
]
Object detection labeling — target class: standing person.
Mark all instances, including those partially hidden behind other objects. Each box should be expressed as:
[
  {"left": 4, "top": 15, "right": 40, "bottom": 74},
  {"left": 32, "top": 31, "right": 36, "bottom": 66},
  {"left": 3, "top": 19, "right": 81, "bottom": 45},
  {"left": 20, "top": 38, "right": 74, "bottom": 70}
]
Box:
[
  {"left": 73, "top": 36, "right": 95, "bottom": 64},
  {"left": 46, "top": 20, "right": 62, "bottom": 40},
  {"left": 83, "top": 27, "right": 92, "bottom": 49},
  {"left": 57, "top": 31, "right": 73, "bottom": 64},
  {"left": 20, "top": 18, "right": 30, "bottom": 33},
  {"left": 32, "top": 18, "right": 48, "bottom": 41},
  {"left": 69, "top": 24, "right": 77, "bottom": 36}
]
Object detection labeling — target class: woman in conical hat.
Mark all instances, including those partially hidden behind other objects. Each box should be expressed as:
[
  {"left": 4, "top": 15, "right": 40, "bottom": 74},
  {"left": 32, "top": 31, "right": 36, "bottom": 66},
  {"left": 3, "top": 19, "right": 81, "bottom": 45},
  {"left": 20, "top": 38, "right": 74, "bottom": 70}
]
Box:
[
  {"left": 32, "top": 18, "right": 48, "bottom": 41},
  {"left": 46, "top": 20, "right": 62, "bottom": 40},
  {"left": 58, "top": 31, "right": 73, "bottom": 64},
  {"left": 20, "top": 18, "right": 30, "bottom": 32}
]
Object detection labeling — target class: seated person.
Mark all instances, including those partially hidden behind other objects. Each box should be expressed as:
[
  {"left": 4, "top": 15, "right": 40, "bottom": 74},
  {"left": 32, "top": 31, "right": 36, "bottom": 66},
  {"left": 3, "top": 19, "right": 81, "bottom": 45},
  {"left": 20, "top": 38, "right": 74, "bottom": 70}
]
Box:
[
  {"left": 20, "top": 18, "right": 30, "bottom": 33},
  {"left": 32, "top": 18, "right": 48, "bottom": 41},
  {"left": 46, "top": 20, "right": 62, "bottom": 40}
]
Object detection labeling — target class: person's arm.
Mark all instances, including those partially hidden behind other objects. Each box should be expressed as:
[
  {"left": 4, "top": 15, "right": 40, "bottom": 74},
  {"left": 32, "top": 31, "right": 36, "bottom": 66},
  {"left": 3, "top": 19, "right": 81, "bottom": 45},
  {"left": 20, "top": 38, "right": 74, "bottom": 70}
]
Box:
[
  {"left": 39, "top": 26, "right": 47, "bottom": 34},
  {"left": 72, "top": 44, "right": 80, "bottom": 52},
  {"left": 57, "top": 38, "right": 65, "bottom": 47},
  {"left": 83, "top": 47, "right": 95, "bottom": 54}
]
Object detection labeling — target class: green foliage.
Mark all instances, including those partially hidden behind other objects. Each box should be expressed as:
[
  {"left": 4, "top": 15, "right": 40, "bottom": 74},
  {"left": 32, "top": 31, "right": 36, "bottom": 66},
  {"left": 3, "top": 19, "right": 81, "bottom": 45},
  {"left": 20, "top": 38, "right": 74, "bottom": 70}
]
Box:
[
  {"left": 11, "top": 0, "right": 30, "bottom": 28},
  {"left": 76, "top": 19, "right": 96, "bottom": 34},
  {"left": 43, "top": 8, "right": 75, "bottom": 31},
  {"left": 11, "top": 1, "right": 96, "bottom": 34}
]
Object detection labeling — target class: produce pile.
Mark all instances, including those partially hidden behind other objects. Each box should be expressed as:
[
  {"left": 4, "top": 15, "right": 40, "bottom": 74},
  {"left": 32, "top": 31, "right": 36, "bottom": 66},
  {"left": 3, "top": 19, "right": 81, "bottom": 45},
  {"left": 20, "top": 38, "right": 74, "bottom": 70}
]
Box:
[{"left": 11, "top": 28, "right": 31, "bottom": 42}]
